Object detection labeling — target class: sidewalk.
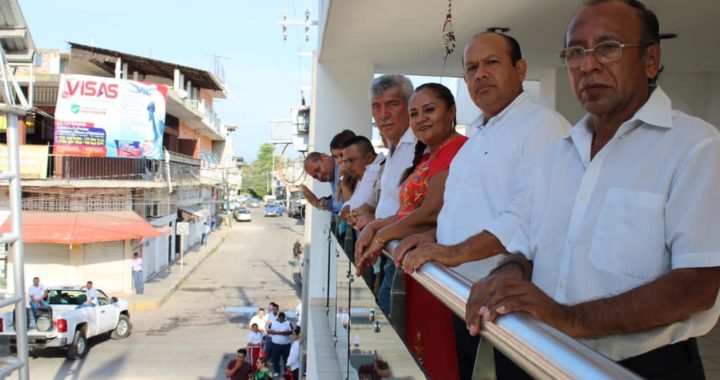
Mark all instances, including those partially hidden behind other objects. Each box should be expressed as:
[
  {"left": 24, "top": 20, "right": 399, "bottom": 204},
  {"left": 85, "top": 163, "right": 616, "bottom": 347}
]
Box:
[{"left": 123, "top": 227, "right": 228, "bottom": 311}]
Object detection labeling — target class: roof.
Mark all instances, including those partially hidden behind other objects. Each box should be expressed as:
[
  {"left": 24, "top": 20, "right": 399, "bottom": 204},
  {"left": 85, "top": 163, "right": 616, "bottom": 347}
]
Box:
[
  {"left": 68, "top": 42, "right": 225, "bottom": 91},
  {"left": 0, "top": 210, "right": 160, "bottom": 244},
  {"left": 0, "top": 0, "right": 35, "bottom": 63}
]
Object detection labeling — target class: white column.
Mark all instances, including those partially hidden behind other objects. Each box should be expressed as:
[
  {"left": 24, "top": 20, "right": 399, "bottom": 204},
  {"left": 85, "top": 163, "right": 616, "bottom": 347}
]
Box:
[{"left": 539, "top": 67, "right": 586, "bottom": 125}]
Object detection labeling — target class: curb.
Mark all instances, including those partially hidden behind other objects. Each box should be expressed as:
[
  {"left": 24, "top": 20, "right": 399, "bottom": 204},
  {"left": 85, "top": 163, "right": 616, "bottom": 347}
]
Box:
[{"left": 128, "top": 231, "right": 227, "bottom": 312}]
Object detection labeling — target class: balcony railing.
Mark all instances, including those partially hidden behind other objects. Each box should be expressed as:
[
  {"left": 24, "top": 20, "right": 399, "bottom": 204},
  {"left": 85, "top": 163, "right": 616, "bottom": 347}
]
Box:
[
  {"left": 33, "top": 85, "right": 58, "bottom": 106},
  {"left": 320, "top": 215, "right": 642, "bottom": 379},
  {"left": 16, "top": 146, "right": 201, "bottom": 183}
]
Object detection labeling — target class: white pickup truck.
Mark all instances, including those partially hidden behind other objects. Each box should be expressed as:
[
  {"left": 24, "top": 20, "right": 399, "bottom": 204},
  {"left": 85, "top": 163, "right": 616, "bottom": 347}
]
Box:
[{"left": 0, "top": 285, "right": 132, "bottom": 360}]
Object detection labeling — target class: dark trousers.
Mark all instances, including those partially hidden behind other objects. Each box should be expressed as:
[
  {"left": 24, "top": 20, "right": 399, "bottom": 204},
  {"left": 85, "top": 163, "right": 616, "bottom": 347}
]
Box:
[
  {"left": 271, "top": 342, "right": 291, "bottom": 374},
  {"left": 452, "top": 314, "right": 481, "bottom": 380},
  {"left": 494, "top": 338, "right": 706, "bottom": 380}
]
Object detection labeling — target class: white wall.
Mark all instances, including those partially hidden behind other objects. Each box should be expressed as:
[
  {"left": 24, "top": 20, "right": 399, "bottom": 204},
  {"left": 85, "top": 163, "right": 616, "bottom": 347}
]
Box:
[
  {"left": 305, "top": 58, "right": 374, "bottom": 303},
  {"left": 659, "top": 72, "right": 720, "bottom": 128}
]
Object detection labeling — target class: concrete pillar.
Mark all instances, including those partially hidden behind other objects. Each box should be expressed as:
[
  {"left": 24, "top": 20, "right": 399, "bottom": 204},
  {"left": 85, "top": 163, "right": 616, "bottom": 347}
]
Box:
[
  {"left": 539, "top": 67, "right": 586, "bottom": 125},
  {"left": 122, "top": 63, "right": 129, "bottom": 79},
  {"left": 173, "top": 69, "right": 181, "bottom": 90},
  {"left": 658, "top": 71, "right": 720, "bottom": 128},
  {"left": 305, "top": 57, "right": 373, "bottom": 304},
  {"left": 132, "top": 71, "right": 139, "bottom": 81},
  {"left": 114, "top": 58, "right": 122, "bottom": 80}
]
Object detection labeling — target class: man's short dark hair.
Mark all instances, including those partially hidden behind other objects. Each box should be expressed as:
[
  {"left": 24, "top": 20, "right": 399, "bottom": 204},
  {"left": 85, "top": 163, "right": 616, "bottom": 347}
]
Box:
[
  {"left": 583, "top": 0, "right": 659, "bottom": 44},
  {"left": 251, "top": 323, "right": 258, "bottom": 328},
  {"left": 304, "top": 152, "right": 323, "bottom": 167},
  {"left": 464, "top": 32, "right": 523, "bottom": 66},
  {"left": 33, "top": 277, "right": 39, "bottom": 281},
  {"left": 258, "top": 307, "right": 265, "bottom": 312},
  {"left": 278, "top": 312, "right": 286, "bottom": 319},
  {"left": 342, "top": 136, "right": 375, "bottom": 156},
  {"left": 133, "top": 252, "right": 139, "bottom": 257},
  {"left": 293, "top": 326, "right": 301, "bottom": 335},
  {"left": 237, "top": 348, "right": 247, "bottom": 355},
  {"left": 270, "top": 302, "right": 279, "bottom": 308},
  {"left": 330, "top": 129, "right": 357, "bottom": 150}
]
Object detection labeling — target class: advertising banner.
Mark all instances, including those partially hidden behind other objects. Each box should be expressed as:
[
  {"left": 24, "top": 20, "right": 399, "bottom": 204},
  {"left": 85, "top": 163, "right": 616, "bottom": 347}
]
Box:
[{"left": 53, "top": 74, "right": 168, "bottom": 160}]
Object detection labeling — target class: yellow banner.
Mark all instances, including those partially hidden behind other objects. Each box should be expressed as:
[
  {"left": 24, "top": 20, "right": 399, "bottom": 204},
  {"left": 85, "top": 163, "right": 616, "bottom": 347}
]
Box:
[
  {"left": 0, "top": 115, "right": 6, "bottom": 131},
  {"left": 0, "top": 144, "right": 49, "bottom": 179}
]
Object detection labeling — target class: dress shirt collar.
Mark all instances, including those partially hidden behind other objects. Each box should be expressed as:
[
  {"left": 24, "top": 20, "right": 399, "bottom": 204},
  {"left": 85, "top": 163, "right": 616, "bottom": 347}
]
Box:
[
  {"left": 568, "top": 87, "right": 674, "bottom": 167},
  {"left": 471, "top": 91, "right": 531, "bottom": 129},
  {"left": 388, "top": 127, "right": 416, "bottom": 154}
]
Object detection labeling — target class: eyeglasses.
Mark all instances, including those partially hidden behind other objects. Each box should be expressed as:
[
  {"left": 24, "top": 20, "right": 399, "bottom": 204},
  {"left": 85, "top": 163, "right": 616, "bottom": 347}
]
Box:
[{"left": 560, "top": 41, "right": 648, "bottom": 68}]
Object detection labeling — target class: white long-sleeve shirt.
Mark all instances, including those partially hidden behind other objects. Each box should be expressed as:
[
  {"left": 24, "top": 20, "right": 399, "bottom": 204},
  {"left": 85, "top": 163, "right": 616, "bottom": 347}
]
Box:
[
  {"left": 344, "top": 153, "right": 385, "bottom": 210},
  {"left": 437, "top": 92, "right": 571, "bottom": 281},
  {"left": 286, "top": 340, "right": 300, "bottom": 370},
  {"left": 375, "top": 128, "right": 416, "bottom": 218}
]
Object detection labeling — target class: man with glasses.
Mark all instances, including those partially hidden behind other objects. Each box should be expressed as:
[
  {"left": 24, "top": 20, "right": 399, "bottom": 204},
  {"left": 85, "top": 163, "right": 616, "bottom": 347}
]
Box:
[{"left": 465, "top": 0, "right": 720, "bottom": 378}]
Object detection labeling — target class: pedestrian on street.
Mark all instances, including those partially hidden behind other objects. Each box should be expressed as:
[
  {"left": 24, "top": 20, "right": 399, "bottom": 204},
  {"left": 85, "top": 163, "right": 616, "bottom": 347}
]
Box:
[
  {"left": 225, "top": 348, "right": 253, "bottom": 380},
  {"left": 267, "top": 312, "right": 293, "bottom": 376},
  {"left": 253, "top": 358, "right": 272, "bottom": 380},
  {"left": 247, "top": 323, "right": 264, "bottom": 371},
  {"left": 132, "top": 252, "right": 144, "bottom": 294},
  {"left": 286, "top": 326, "right": 301, "bottom": 380},
  {"left": 202, "top": 221, "right": 211, "bottom": 246},
  {"left": 292, "top": 240, "right": 303, "bottom": 261}
]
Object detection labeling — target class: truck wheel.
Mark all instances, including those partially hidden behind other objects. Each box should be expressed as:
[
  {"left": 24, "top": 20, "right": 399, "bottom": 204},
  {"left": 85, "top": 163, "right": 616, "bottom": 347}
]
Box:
[
  {"left": 67, "top": 330, "right": 87, "bottom": 360},
  {"left": 111, "top": 315, "right": 132, "bottom": 339}
]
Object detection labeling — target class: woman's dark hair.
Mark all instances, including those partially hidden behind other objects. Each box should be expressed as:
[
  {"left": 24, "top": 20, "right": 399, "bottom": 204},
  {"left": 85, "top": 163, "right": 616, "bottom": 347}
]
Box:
[
  {"left": 399, "top": 83, "right": 456, "bottom": 185},
  {"left": 399, "top": 141, "right": 427, "bottom": 185}
]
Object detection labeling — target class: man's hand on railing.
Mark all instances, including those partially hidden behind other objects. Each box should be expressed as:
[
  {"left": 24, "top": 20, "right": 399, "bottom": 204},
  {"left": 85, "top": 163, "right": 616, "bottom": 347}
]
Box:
[
  {"left": 399, "top": 242, "right": 460, "bottom": 274},
  {"left": 466, "top": 254, "right": 573, "bottom": 337},
  {"left": 393, "top": 230, "right": 437, "bottom": 270},
  {"left": 354, "top": 220, "right": 382, "bottom": 275}
]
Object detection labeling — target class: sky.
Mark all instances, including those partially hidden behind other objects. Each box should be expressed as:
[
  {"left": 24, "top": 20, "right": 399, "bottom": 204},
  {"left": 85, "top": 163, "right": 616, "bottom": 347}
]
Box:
[{"left": 20, "top": 0, "right": 317, "bottom": 162}]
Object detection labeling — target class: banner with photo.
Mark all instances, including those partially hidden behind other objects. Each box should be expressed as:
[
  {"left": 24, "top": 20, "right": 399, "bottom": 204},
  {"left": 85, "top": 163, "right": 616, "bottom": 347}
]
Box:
[{"left": 53, "top": 74, "right": 167, "bottom": 160}]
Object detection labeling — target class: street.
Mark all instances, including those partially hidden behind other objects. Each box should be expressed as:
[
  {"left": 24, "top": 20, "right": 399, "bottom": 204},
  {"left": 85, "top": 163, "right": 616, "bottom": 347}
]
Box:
[{"left": 23, "top": 208, "right": 304, "bottom": 379}]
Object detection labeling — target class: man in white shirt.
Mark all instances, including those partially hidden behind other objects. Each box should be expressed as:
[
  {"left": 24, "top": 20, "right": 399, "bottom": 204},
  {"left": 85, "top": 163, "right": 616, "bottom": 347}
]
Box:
[
  {"left": 466, "top": 1, "right": 720, "bottom": 378},
  {"left": 286, "top": 326, "right": 301, "bottom": 380},
  {"left": 354, "top": 75, "right": 415, "bottom": 317},
  {"left": 80, "top": 281, "right": 97, "bottom": 308},
  {"left": 249, "top": 308, "right": 268, "bottom": 335},
  {"left": 340, "top": 136, "right": 384, "bottom": 218},
  {"left": 395, "top": 32, "right": 570, "bottom": 377},
  {"left": 267, "top": 312, "right": 293, "bottom": 375},
  {"left": 131, "top": 252, "right": 143, "bottom": 295},
  {"left": 28, "top": 276, "right": 48, "bottom": 321}
]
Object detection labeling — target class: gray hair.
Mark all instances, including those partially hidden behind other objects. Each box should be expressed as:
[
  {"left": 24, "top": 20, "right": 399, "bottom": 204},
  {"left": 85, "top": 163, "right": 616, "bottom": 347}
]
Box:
[{"left": 369, "top": 74, "right": 414, "bottom": 101}]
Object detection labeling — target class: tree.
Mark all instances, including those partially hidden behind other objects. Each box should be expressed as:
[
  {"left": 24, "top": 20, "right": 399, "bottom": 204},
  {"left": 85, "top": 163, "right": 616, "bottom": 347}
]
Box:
[{"left": 243, "top": 143, "right": 276, "bottom": 197}]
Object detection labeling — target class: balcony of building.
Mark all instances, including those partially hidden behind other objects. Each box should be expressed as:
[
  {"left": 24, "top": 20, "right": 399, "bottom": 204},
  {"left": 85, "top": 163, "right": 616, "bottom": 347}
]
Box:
[
  {"left": 1, "top": 145, "right": 201, "bottom": 188},
  {"left": 301, "top": 1, "right": 720, "bottom": 379}
]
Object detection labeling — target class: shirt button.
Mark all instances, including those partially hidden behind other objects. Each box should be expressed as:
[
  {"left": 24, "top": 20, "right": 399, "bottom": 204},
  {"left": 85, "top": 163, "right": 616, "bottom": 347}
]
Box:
[{"left": 579, "top": 194, "right": 587, "bottom": 202}]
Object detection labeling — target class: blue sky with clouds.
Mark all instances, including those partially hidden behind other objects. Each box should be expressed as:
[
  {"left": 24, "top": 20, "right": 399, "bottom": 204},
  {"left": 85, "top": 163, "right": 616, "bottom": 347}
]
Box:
[{"left": 20, "top": 0, "right": 316, "bottom": 161}]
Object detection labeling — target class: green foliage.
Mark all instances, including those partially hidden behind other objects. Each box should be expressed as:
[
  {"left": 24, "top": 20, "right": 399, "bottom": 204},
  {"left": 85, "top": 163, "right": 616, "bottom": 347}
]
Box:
[{"left": 242, "top": 143, "right": 277, "bottom": 197}]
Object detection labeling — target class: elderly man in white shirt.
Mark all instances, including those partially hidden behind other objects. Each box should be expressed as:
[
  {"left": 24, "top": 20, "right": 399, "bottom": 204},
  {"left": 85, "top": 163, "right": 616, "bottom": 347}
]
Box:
[
  {"left": 394, "top": 32, "right": 570, "bottom": 378},
  {"left": 352, "top": 75, "right": 415, "bottom": 317},
  {"left": 465, "top": 2, "right": 720, "bottom": 378}
]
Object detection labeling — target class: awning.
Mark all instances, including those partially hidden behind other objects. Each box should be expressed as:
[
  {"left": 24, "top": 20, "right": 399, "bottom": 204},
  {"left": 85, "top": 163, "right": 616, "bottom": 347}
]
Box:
[
  {"left": 178, "top": 206, "right": 209, "bottom": 221},
  {"left": 0, "top": 211, "right": 160, "bottom": 244}
]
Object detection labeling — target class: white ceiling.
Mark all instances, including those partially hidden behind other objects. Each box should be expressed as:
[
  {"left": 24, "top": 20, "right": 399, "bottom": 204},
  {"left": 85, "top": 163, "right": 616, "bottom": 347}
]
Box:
[{"left": 319, "top": 0, "right": 720, "bottom": 79}]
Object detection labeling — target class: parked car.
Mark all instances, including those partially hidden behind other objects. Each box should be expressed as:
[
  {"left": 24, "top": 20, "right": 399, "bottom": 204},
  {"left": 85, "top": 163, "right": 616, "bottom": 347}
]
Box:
[
  {"left": 0, "top": 285, "right": 132, "bottom": 360},
  {"left": 234, "top": 207, "right": 252, "bottom": 222},
  {"left": 264, "top": 201, "right": 285, "bottom": 217},
  {"left": 249, "top": 199, "right": 261, "bottom": 208}
]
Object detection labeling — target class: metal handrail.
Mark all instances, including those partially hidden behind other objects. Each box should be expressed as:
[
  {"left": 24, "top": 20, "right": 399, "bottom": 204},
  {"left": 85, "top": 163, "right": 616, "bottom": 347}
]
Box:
[{"left": 383, "top": 241, "right": 642, "bottom": 380}]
